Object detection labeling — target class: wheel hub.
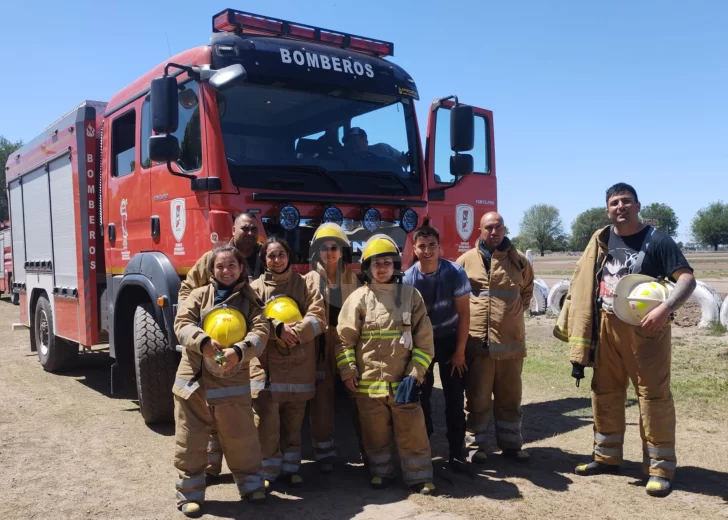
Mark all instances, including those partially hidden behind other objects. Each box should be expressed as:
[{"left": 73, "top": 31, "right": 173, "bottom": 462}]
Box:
[{"left": 39, "top": 309, "right": 50, "bottom": 356}]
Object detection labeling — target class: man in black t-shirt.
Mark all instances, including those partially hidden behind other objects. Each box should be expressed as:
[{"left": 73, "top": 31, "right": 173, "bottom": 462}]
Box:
[{"left": 573, "top": 183, "right": 696, "bottom": 498}]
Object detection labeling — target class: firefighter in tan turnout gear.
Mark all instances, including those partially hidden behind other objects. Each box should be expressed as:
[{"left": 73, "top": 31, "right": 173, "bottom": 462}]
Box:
[
  {"left": 172, "top": 244, "right": 270, "bottom": 517},
  {"left": 557, "top": 183, "right": 695, "bottom": 497},
  {"left": 457, "top": 211, "right": 534, "bottom": 463},
  {"left": 304, "top": 223, "right": 361, "bottom": 473},
  {"left": 336, "top": 234, "right": 436, "bottom": 495},
  {"left": 178, "top": 212, "right": 264, "bottom": 482},
  {"left": 250, "top": 238, "right": 326, "bottom": 488}
]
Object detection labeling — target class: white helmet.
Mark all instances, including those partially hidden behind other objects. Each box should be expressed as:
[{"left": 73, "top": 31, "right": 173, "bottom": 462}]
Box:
[{"left": 613, "top": 274, "right": 674, "bottom": 326}]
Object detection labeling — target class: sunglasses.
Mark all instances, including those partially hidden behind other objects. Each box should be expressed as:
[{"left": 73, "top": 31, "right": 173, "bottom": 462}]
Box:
[{"left": 319, "top": 244, "right": 340, "bottom": 252}]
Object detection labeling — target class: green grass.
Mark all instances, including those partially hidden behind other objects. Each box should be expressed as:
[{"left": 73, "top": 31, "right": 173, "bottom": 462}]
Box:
[{"left": 524, "top": 319, "right": 728, "bottom": 419}]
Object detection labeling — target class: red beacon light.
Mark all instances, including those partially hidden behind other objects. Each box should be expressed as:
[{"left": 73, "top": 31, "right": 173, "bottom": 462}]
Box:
[{"left": 212, "top": 8, "right": 394, "bottom": 57}]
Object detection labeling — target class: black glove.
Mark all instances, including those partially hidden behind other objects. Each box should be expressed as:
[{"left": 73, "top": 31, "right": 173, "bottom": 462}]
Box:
[
  {"left": 571, "top": 362, "right": 585, "bottom": 387},
  {"left": 394, "top": 376, "right": 420, "bottom": 404}
]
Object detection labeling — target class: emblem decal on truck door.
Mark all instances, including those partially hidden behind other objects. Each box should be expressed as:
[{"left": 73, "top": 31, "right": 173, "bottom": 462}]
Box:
[
  {"left": 120, "top": 199, "right": 130, "bottom": 260},
  {"left": 456, "top": 204, "right": 474, "bottom": 241},
  {"left": 171, "top": 198, "right": 186, "bottom": 256},
  {"left": 171, "top": 199, "right": 186, "bottom": 242}
]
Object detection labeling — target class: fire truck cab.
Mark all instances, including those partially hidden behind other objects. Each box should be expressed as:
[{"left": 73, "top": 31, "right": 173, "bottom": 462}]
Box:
[{"left": 6, "top": 9, "right": 497, "bottom": 424}]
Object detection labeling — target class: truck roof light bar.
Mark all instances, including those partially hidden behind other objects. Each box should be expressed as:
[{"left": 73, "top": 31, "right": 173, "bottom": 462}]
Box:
[{"left": 212, "top": 8, "right": 394, "bottom": 57}]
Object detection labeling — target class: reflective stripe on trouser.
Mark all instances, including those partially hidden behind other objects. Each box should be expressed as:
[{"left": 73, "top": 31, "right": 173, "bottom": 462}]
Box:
[
  {"left": 593, "top": 313, "right": 676, "bottom": 478},
  {"left": 310, "top": 327, "right": 337, "bottom": 462},
  {"left": 206, "top": 431, "right": 222, "bottom": 476},
  {"left": 464, "top": 348, "right": 524, "bottom": 452},
  {"left": 252, "top": 391, "right": 307, "bottom": 481},
  {"left": 355, "top": 393, "right": 433, "bottom": 486},
  {"left": 173, "top": 390, "right": 264, "bottom": 506}
]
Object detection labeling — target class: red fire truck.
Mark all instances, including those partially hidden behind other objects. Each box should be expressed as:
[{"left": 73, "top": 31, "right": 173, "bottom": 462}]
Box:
[{"left": 5, "top": 9, "right": 497, "bottom": 424}]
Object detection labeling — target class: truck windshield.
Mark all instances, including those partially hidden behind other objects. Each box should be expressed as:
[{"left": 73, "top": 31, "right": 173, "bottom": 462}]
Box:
[{"left": 217, "top": 84, "right": 421, "bottom": 196}]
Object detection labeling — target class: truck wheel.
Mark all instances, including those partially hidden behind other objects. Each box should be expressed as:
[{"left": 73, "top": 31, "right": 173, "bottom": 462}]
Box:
[
  {"left": 35, "top": 295, "right": 79, "bottom": 372},
  {"left": 11, "top": 292, "right": 19, "bottom": 305},
  {"left": 133, "top": 303, "right": 177, "bottom": 424}
]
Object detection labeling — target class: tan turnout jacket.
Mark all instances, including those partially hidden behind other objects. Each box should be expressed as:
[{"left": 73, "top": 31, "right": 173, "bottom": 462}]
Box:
[
  {"left": 172, "top": 280, "right": 270, "bottom": 404},
  {"left": 457, "top": 238, "right": 534, "bottom": 360},
  {"left": 336, "top": 282, "right": 435, "bottom": 397},
  {"left": 554, "top": 226, "right": 610, "bottom": 366},
  {"left": 250, "top": 269, "right": 326, "bottom": 401}
]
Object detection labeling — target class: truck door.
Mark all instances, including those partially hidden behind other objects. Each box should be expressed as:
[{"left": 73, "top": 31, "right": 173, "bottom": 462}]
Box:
[
  {"left": 425, "top": 101, "right": 497, "bottom": 261},
  {"left": 143, "top": 80, "right": 209, "bottom": 274},
  {"left": 103, "top": 103, "right": 152, "bottom": 272}
]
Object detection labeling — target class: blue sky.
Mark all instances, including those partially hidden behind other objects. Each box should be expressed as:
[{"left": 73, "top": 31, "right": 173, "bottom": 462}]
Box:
[{"left": 1, "top": 0, "right": 726, "bottom": 241}]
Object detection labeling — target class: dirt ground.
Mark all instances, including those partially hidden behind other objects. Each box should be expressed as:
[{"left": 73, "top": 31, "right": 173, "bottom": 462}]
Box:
[{"left": 2, "top": 299, "right": 727, "bottom": 520}]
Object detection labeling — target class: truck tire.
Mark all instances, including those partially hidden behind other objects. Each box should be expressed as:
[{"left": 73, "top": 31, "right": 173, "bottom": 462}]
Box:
[
  {"left": 530, "top": 278, "right": 549, "bottom": 315},
  {"left": 133, "top": 303, "right": 177, "bottom": 424},
  {"left": 720, "top": 294, "right": 728, "bottom": 328},
  {"left": 547, "top": 279, "right": 571, "bottom": 315},
  {"left": 11, "top": 291, "right": 19, "bottom": 305},
  {"left": 35, "top": 295, "right": 79, "bottom": 372}
]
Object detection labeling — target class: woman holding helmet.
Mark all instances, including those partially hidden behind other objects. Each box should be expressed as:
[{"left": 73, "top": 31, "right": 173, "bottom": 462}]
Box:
[
  {"left": 336, "top": 234, "right": 436, "bottom": 495},
  {"left": 250, "top": 237, "right": 326, "bottom": 488},
  {"left": 304, "top": 223, "right": 361, "bottom": 474},
  {"left": 172, "top": 244, "right": 270, "bottom": 516}
]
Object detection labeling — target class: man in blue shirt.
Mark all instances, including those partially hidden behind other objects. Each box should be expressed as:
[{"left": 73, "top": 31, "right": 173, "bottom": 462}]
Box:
[{"left": 403, "top": 225, "right": 471, "bottom": 468}]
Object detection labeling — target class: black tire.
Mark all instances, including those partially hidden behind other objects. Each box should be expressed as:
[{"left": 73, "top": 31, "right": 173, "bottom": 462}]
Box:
[
  {"left": 133, "top": 303, "right": 177, "bottom": 424},
  {"left": 11, "top": 292, "right": 19, "bottom": 305},
  {"left": 35, "top": 295, "right": 79, "bottom": 372}
]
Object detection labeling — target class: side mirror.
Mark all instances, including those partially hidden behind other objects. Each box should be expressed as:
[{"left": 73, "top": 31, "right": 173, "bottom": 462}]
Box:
[
  {"left": 450, "top": 153, "right": 473, "bottom": 177},
  {"left": 150, "top": 77, "right": 179, "bottom": 134},
  {"left": 148, "top": 134, "right": 180, "bottom": 163},
  {"left": 451, "top": 105, "right": 474, "bottom": 152},
  {"left": 209, "top": 64, "right": 247, "bottom": 90}
]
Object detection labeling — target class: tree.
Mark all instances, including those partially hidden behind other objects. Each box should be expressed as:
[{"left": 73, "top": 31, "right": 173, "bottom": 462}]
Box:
[
  {"left": 519, "top": 204, "right": 564, "bottom": 256},
  {"left": 0, "top": 136, "right": 23, "bottom": 221},
  {"left": 569, "top": 207, "right": 611, "bottom": 251},
  {"left": 640, "top": 202, "right": 679, "bottom": 238},
  {"left": 691, "top": 201, "right": 728, "bottom": 251}
]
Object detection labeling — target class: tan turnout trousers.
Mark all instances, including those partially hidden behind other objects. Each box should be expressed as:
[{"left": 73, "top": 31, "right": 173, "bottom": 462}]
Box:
[
  {"left": 355, "top": 391, "right": 433, "bottom": 486},
  {"left": 464, "top": 347, "right": 524, "bottom": 453},
  {"left": 174, "top": 392, "right": 263, "bottom": 507},
  {"left": 592, "top": 312, "right": 676, "bottom": 479},
  {"left": 252, "top": 391, "right": 307, "bottom": 482},
  {"left": 309, "top": 328, "right": 338, "bottom": 462}
]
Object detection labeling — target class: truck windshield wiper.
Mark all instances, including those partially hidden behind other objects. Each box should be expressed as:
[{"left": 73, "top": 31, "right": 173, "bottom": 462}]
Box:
[{"left": 236, "top": 164, "right": 343, "bottom": 192}]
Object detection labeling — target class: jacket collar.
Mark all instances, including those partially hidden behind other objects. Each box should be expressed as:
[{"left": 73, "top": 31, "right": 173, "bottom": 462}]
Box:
[
  {"left": 478, "top": 236, "right": 511, "bottom": 256},
  {"left": 264, "top": 267, "right": 292, "bottom": 284}
]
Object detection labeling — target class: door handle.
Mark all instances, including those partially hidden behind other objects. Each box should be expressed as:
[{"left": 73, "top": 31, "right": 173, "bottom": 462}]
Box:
[
  {"left": 108, "top": 224, "right": 116, "bottom": 243},
  {"left": 150, "top": 216, "right": 160, "bottom": 239}
]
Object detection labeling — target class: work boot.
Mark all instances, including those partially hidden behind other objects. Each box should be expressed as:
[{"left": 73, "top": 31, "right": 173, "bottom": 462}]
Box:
[
  {"left": 318, "top": 458, "right": 335, "bottom": 474},
  {"left": 180, "top": 502, "right": 202, "bottom": 518},
  {"left": 246, "top": 490, "right": 267, "bottom": 504},
  {"left": 502, "top": 449, "right": 530, "bottom": 462},
  {"left": 448, "top": 455, "right": 469, "bottom": 473},
  {"left": 410, "top": 482, "right": 436, "bottom": 495},
  {"left": 575, "top": 461, "right": 620, "bottom": 476},
  {"left": 286, "top": 473, "right": 304, "bottom": 488},
  {"left": 370, "top": 476, "right": 391, "bottom": 490},
  {"left": 470, "top": 451, "right": 488, "bottom": 464},
  {"left": 646, "top": 476, "right": 672, "bottom": 497}
]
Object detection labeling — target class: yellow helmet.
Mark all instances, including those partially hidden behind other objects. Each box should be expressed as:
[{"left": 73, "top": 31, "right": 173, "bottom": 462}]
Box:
[
  {"left": 202, "top": 307, "right": 247, "bottom": 348},
  {"left": 264, "top": 295, "right": 303, "bottom": 324},
  {"left": 613, "top": 274, "right": 674, "bottom": 326},
  {"left": 312, "top": 222, "right": 350, "bottom": 246},
  {"left": 360, "top": 234, "right": 401, "bottom": 273},
  {"left": 310, "top": 223, "right": 352, "bottom": 265}
]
